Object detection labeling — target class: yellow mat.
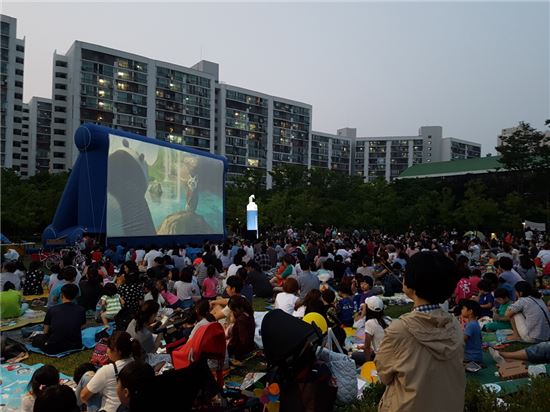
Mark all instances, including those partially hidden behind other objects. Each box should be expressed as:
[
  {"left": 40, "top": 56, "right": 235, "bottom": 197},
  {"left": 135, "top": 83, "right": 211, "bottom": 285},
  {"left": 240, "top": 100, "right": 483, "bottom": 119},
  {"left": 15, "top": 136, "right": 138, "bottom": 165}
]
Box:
[{"left": 0, "top": 311, "right": 45, "bottom": 332}]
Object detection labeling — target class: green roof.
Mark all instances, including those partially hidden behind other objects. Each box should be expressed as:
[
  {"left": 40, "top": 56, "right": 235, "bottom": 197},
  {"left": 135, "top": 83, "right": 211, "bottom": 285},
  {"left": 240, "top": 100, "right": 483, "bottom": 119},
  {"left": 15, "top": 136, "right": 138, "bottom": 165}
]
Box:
[{"left": 398, "top": 156, "right": 505, "bottom": 179}]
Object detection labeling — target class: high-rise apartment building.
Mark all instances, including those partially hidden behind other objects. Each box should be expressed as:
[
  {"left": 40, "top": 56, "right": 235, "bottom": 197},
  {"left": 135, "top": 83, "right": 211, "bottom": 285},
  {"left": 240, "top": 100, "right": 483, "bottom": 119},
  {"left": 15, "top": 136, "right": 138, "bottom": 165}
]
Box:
[
  {"left": 216, "top": 83, "right": 311, "bottom": 187},
  {"left": 48, "top": 41, "right": 216, "bottom": 170},
  {"left": 1, "top": 15, "right": 25, "bottom": 170},
  {"left": 28, "top": 97, "right": 52, "bottom": 175}
]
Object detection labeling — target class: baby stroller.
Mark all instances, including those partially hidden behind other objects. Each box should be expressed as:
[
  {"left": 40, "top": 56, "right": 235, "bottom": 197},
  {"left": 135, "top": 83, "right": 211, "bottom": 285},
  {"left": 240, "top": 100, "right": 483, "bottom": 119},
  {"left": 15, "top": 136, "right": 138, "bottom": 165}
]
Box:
[{"left": 261, "top": 309, "right": 337, "bottom": 412}]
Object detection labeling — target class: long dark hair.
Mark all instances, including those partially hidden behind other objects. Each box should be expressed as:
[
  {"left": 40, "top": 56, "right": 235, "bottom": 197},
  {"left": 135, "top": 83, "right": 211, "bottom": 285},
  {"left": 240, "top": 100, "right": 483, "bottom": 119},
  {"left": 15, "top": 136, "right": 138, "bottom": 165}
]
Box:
[
  {"left": 135, "top": 300, "right": 160, "bottom": 332},
  {"left": 365, "top": 308, "right": 390, "bottom": 330},
  {"left": 107, "top": 331, "right": 144, "bottom": 360},
  {"left": 228, "top": 294, "right": 253, "bottom": 317}
]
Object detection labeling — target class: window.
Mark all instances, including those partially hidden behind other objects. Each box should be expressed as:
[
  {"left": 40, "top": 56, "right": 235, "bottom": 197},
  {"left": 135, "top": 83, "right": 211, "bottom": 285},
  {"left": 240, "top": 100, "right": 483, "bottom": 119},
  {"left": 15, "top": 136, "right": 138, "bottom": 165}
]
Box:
[
  {"left": 54, "top": 117, "right": 66, "bottom": 124},
  {"left": 14, "top": 93, "right": 22, "bottom": 99},
  {"left": 53, "top": 140, "right": 65, "bottom": 146},
  {"left": 16, "top": 45, "right": 24, "bottom": 52},
  {"left": 16, "top": 57, "right": 24, "bottom": 64},
  {"left": 55, "top": 83, "right": 67, "bottom": 90},
  {"left": 54, "top": 106, "right": 66, "bottom": 113},
  {"left": 15, "top": 69, "right": 23, "bottom": 76},
  {"left": 53, "top": 164, "right": 65, "bottom": 170},
  {"left": 53, "top": 129, "right": 65, "bottom": 135},
  {"left": 53, "top": 152, "right": 65, "bottom": 158},
  {"left": 55, "top": 72, "right": 67, "bottom": 79},
  {"left": 54, "top": 95, "right": 66, "bottom": 101},
  {"left": 15, "top": 81, "right": 23, "bottom": 88},
  {"left": 55, "top": 60, "right": 68, "bottom": 68}
]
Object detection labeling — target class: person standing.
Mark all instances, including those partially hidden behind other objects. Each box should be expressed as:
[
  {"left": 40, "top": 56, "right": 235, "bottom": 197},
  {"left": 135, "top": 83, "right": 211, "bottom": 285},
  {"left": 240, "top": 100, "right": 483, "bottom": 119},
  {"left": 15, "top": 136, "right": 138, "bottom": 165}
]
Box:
[{"left": 375, "top": 252, "right": 465, "bottom": 412}]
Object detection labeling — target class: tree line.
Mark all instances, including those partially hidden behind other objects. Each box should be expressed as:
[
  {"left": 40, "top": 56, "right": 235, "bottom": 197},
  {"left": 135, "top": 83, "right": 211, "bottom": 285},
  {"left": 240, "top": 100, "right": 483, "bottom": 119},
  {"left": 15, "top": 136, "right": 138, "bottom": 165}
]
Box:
[{"left": 1, "top": 121, "right": 548, "bottom": 241}]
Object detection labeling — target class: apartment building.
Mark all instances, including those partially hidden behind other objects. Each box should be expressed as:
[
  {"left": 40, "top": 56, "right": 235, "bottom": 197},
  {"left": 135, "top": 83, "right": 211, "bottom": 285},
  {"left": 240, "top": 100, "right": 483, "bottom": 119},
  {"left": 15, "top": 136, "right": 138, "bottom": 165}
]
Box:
[{"left": 0, "top": 15, "right": 25, "bottom": 170}]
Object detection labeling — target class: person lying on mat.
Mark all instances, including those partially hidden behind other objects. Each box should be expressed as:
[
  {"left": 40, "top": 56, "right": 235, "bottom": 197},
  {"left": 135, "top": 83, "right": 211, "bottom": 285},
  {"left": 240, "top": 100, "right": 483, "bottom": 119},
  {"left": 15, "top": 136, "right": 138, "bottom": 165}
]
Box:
[{"left": 32, "top": 284, "right": 86, "bottom": 354}]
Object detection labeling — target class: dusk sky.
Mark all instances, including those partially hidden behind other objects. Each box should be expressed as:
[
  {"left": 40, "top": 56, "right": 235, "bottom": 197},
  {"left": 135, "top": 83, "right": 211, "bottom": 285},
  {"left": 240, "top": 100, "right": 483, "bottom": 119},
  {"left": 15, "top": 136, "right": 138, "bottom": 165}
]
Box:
[{"left": 3, "top": 1, "right": 549, "bottom": 154}]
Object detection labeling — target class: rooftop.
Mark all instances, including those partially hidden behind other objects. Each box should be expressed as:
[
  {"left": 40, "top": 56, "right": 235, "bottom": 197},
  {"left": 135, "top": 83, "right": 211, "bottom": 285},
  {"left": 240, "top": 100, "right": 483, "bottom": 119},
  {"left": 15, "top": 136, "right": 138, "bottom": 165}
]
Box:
[{"left": 398, "top": 156, "right": 505, "bottom": 179}]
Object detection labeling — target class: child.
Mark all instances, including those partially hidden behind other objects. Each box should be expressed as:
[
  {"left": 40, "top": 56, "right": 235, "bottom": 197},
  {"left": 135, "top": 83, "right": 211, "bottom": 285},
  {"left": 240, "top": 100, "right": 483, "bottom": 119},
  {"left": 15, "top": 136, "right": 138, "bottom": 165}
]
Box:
[
  {"left": 23, "top": 261, "right": 45, "bottom": 296},
  {"left": 201, "top": 265, "right": 218, "bottom": 300},
  {"left": 484, "top": 288, "right": 512, "bottom": 331},
  {"left": 20, "top": 365, "right": 60, "bottom": 412},
  {"left": 144, "top": 279, "right": 165, "bottom": 307},
  {"left": 353, "top": 275, "right": 374, "bottom": 313},
  {"left": 336, "top": 283, "right": 354, "bottom": 327},
  {"left": 352, "top": 296, "right": 392, "bottom": 365},
  {"left": 469, "top": 268, "right": 482, "bottom": 295},
  {"left": 174, "top": 267, "right": 198, "bottom": 309},
  {"left": 73, "top": 363, "right": 100, "bottom": 412},
  {"left": 156, "top": 279, "right": 183, "bottom": 309},
  {"left": 274, "top": 277, "right": 299, "bottom": 314},
  {"left": 99, "top": 282, "right": 123, "bottom": 330},
  {"left": 460, "top": 300, "right": 483, "bottom": 365},
  {"left": 474, "top": 279, "right": 494, "bottom": 318}
]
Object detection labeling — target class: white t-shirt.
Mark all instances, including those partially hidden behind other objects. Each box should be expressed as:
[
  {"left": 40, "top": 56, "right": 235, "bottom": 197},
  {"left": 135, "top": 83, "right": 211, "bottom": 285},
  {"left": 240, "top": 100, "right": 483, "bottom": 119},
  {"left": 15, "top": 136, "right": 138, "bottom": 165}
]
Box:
[
  {"left": 143, "top": 249, "right": 162, "bottom": 269},
  {"left": 144, "top": 291, "right": 165, "bottom": 307},
  {"left": 274, "top": 292, "right": 298, "bottom": 315},
  {"left": 135, "top": 249, "right": 146, "bottom": 263},
  {"left": 364, "top": 317, "right": 392, "bottom": 353},
  {"left": 86, "top": 359, "right": 132, "bottom": 412},
  {"left": 227, "top": 264, "right": 242, "bottom": 278}
]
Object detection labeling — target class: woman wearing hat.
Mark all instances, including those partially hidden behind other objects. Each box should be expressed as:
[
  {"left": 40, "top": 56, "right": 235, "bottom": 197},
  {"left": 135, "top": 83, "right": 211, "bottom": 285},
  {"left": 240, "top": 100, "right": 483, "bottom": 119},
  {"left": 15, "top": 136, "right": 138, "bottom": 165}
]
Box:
[{"left": 352, "top": 296, "right": 391, "bottom": 365}]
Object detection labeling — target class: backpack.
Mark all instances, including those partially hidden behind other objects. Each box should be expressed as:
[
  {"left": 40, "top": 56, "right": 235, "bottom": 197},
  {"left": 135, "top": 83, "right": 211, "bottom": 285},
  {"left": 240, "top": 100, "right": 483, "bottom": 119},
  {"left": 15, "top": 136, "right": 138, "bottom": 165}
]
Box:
[{"left": 90, "top": 338, "right": 110, "bottom": 367}]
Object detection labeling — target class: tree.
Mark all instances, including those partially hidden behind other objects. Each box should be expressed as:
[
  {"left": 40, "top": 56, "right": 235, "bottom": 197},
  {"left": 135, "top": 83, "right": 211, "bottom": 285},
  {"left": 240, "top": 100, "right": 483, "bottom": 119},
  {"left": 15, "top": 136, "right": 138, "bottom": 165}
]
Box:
[{"left": 496, "top": 121, "right": 550, "bottom": 170}]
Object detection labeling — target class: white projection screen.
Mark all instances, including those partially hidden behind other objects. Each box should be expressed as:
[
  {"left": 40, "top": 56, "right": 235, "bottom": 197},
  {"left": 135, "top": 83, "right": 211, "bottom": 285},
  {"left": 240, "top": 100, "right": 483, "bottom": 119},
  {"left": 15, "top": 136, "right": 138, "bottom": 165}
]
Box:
[{"left": 106, "top": 134, "right": 224, "bottom": 238}]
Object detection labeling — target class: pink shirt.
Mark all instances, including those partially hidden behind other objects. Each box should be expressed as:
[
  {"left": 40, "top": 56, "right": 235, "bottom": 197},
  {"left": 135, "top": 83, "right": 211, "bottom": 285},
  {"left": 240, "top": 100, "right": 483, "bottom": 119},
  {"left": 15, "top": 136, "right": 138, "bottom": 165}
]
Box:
[
  {"left": 160, "top": 290, "right": 179, "bottom": 306},
  {"left": 202, "top": 277, "right": 218, "bottom": 298}
]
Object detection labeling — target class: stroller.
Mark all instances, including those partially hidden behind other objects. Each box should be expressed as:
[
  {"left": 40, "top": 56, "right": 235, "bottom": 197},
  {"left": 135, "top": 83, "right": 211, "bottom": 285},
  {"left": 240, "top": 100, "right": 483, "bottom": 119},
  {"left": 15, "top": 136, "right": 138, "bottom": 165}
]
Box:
[{"left": 261, "top": 309, "right": 338, "bottom": 412}]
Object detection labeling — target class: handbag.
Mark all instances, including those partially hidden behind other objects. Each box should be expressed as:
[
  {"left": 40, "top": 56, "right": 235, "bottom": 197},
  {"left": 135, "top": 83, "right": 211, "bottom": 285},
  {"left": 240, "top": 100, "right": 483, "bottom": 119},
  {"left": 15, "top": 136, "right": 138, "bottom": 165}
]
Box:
[
  {"left": 316, "top": 328, "right": 358, "bottom": 403},
  {"left": 90, "top": 338, "right": 110, "bottom": 367}
]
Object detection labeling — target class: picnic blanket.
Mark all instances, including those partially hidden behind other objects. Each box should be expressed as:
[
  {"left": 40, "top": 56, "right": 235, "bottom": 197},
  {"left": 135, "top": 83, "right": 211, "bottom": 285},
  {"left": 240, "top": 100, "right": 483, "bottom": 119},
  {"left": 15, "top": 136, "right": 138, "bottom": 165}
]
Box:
[
  {"left": 0, "top": 362, "right": 72, "bottom": 410},
  {"left": 15, "top": 325, "right": 112, "bottom": 357},
  {"left": 0, "top": 309, "right": 46, "bottom": 332}
]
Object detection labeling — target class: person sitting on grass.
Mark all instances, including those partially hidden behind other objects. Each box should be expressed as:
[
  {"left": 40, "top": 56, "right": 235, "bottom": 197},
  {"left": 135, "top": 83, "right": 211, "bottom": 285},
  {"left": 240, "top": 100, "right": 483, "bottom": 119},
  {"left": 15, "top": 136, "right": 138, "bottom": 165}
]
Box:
[
  {"left": 201, "top": 265, "right": 219, "bottom": 301},
  {"left": 74, "top": 363, "right": 100, "bottom": 412},
  {"left": 100, "top": 282, "right": 124, "bottom": 331},
  {"left": 336, "top": 283, "right": 354, "bottom": 327},
  {"left": 0, "top": 281, "right": 27, "bottom": 319},
  {"left": 226, "top": 294, "right": 256, "bottom": 361},
  {"left": 126, "top": 301, "right": 163, "bottom": 354},
  {"left": 274, "top": 277, "right": 299, "bottom": 315},
  {"left": 80, "top": 331, "right": 144, "bottom": 412},
  {"left": 484, "top": 288, "right": 512, "bottom": 331},
  {"left": 156, "top": 279, "right": 182, "bottom": 309},
  {"left": 471, "top": 279, "right": 494, "bottom": 318},
  {"left": 34, "top": 384, "right": 80, "bottom": 412},
  {"left": 20, "top": 364, "right": 59, "bottom": 412},
  {"left": 116, "top": 361, "right": 155, "bottom": 412},
  {"left": 22, "top": 260, "right": 44, "bottom": 296},
  {"left": 210, "top": 275, "right": 243, "bottom": 321},
  {"left": 48, "top": 266, "right": 80, "bottom": 307},
  {"left": 460, "top": 299, "right": 483, "bottom": 366},
  {"left": 32, "top": 284, "right": 86, "bottom": 354},
  {"left": 351, "top": 296, "right": 391, "bottom": 366},
  {"left": 505, "top": 281, "right": 550, "bottom": 342},
  {"left": 375, "top": 251, "right": 465, "bottom": 412}
]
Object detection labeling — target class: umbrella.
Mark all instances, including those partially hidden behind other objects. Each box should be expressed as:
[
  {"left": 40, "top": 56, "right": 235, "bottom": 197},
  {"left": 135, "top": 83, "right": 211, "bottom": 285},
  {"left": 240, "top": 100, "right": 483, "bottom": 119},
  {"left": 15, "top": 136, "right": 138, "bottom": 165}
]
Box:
[{"left": 464, "top": 231, "right": 486, "bottom": 240}]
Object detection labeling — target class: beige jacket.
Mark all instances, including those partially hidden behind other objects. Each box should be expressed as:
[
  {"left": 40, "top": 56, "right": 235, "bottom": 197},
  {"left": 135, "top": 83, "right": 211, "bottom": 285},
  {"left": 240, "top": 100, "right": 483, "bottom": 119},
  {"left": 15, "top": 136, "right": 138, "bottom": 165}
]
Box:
[{"left": 375, "top": 309, "right": 466, "bottom": 412}]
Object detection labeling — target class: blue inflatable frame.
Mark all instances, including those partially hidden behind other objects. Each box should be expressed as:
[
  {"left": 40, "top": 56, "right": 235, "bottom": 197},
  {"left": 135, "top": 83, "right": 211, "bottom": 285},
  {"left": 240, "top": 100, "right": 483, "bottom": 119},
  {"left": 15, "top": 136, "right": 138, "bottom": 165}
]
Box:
[{"left": 42, "top": 123, "right": 227, "bottom": 248}]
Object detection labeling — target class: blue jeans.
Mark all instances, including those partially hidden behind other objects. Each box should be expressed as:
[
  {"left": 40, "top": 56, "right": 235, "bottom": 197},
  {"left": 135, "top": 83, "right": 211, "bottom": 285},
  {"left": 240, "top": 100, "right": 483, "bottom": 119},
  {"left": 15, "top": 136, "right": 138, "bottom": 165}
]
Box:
[
  {"left": 75, "top": 371, "right": 102, "bottom": 412},
  {"left": 526, "top": 342, "right": 550, "bottom": 363}
]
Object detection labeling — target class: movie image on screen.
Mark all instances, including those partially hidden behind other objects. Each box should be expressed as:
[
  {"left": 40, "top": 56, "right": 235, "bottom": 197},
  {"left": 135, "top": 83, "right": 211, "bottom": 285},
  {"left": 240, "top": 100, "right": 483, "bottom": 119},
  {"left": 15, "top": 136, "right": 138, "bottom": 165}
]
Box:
[{"left": 106, "top": 134, "right": 224, "bottom": 237}]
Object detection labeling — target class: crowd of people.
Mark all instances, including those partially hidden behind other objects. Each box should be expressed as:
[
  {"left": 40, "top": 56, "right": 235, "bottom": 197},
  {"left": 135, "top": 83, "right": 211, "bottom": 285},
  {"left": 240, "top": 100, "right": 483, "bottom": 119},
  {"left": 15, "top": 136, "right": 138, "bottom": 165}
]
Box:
[{"left": 1, "top": 226, "right": 550, "bottom": 411}]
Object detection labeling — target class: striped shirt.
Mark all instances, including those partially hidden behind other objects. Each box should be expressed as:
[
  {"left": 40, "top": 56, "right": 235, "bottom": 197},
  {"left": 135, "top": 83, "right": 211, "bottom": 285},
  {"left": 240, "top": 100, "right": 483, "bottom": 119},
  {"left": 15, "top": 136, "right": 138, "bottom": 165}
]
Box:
[{"left": 102, "top": 294, "right": 122, "bottom": 317}]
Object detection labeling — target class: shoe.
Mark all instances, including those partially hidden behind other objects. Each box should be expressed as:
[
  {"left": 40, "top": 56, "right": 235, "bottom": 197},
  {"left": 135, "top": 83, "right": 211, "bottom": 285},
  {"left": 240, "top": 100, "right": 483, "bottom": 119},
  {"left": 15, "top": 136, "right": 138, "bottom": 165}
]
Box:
[{"left": 489, "top": 347, "right": 505, "bottom": 364}]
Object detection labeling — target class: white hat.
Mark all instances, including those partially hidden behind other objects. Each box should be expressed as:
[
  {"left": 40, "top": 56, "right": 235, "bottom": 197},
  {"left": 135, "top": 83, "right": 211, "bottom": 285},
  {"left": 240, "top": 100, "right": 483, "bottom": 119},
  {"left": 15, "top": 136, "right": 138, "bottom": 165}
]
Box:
[{"left": 365, "top": 296, "right": 384, "bottom": 312}]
